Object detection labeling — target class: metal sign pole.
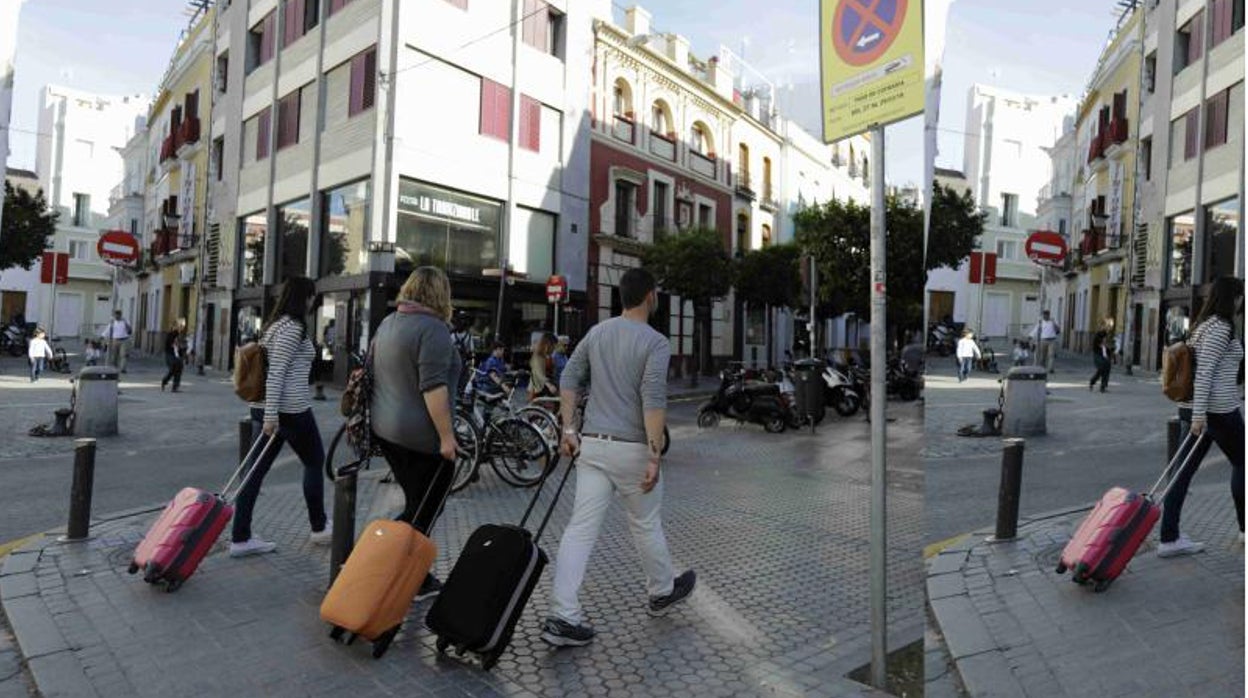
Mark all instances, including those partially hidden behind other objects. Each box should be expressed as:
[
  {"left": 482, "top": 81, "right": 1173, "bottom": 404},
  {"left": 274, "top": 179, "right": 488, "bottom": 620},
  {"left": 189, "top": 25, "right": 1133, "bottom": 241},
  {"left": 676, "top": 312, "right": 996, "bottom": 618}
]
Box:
[
  {"left": 809, "top": 255, "right": 817, "bottom": 358},
  {"left": 868, "top": 124, "right": 888, "bottom": 689}
]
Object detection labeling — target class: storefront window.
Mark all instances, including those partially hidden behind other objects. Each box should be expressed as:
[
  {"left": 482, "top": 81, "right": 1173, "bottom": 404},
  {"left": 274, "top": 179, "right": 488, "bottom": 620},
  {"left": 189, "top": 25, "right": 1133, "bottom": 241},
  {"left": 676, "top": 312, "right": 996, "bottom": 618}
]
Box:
[
  {"left": 396, "top": 179, "right": 500, "bottom": 277},
  {"left": 239, "top": 211, "right": 267, "bottom": 288},
  {"left": 1205, "top": 197, "right": 1240, "bottom": 283},
  {"left": 514, "top": 207, "right": 555, "bottom": 281},
  {"left": 236, "top": 305, "right": 264, "bottom": 346},
  {"left": 1167, "top": 211, "right": 1195, "bottom": 287},
  {"left": 321, "top": 180, "right": 370, "bottom": 278},
  {"left": 278, "top": 197, "right": 312, "bottom": 280}
]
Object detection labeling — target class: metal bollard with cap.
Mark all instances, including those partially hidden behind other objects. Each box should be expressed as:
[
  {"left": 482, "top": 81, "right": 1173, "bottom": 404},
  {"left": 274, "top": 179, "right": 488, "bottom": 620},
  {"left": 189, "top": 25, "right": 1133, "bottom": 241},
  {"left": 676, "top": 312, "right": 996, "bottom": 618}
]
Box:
[
  {"left": 1001, "top": 366, "right": 1047, "bottom": 436},
  {"left": 990, "top": 438, "right": 1025, "bottom": 541},
  {"left": 75, "top": 366, "right": 120, "bottom": 437},
  {"left": 63, "top": 439, "right": 97, "bottom": 541}
]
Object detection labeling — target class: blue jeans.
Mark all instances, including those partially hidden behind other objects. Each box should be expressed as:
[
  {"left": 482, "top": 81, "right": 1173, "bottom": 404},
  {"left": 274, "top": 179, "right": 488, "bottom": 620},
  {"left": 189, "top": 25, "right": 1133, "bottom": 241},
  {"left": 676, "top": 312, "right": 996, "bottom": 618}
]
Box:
[
  {"left": 29, "top": 357, "right": 45, "bottom": 381},
  {"left": 1161, "top": 408, "right": 1245, "bottom": 542},
  {"left": 958, "top": 357, "right": 972, "bottom": 381},
  {"left": 232, "top": 408, "right": 328, "bottom": 543}
]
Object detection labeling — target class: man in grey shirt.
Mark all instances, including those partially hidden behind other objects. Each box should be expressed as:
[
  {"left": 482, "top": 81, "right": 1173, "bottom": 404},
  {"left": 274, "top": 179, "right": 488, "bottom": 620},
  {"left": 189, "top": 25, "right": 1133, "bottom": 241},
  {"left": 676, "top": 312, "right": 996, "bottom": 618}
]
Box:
[{"left": 541, "top": 268, "right": 696, "bottom": 647}]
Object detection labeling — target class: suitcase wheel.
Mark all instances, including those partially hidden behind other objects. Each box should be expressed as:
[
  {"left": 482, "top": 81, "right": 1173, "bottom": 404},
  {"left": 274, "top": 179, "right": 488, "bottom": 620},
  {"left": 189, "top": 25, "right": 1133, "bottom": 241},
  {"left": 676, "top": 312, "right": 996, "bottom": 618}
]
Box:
[
  {"left": 164, "top": 578, "right": 183, "bottom": 593},
  {"left": 1054, "top": 562, "right": 1067, "bottom": 575},
  {"left": 127, "top": 562, "right": 139, "bottom": 575},
  {"left": 344, "top": 633, "right": 357, "bottom": 646},
  {"left": 455, "top": 645, "right": 467, "bottom": 657},
  {"left": 142, "top": 561, "right": 162, "bottom": 585},
  {"left": 371, "top": 626, "right": 400, "bottom": 659},
  {"left": 1093, "top": 579, "right": 1112, "bottom": 593},
  {"left": 329, "top": 626, "right": 345, "bottom": 642},
  {"left": 435, "top": 637, "right": 450, "bottom": 655},
  {"left": 481, "top": 652, "right": 500, "bottom": 671}
]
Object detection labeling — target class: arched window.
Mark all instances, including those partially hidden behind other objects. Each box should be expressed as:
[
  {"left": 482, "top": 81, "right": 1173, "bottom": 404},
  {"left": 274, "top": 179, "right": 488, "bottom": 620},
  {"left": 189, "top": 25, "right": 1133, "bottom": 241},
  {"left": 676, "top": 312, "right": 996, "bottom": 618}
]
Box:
[
  {"left": 738, "top": 143, "right": 750, "bottom": 186},
  {"left": 651, "top": 100, "right": 673, "bottom": 136},
  {"left": 762, "top": 156, "right": 772, "bottom": 199},
  {"left": 613, "top": 79, "right": 633, "bottom": 118},
  {"left": 736, "top": 212, "right": 750, "bottom": 254},
  {"left": 761, "top": 224, "right": 772, "bottom": 247},
  {"left": 691, "top": 121, "right": 714, "bottom": 157}
]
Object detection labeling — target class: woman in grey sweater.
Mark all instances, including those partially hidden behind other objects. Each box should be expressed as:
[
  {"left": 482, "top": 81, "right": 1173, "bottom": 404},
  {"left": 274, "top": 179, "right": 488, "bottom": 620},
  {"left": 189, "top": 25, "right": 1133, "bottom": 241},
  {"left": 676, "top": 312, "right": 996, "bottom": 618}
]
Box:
[{"left": 370, "top": 266, "right": 461, "bottom": 598}]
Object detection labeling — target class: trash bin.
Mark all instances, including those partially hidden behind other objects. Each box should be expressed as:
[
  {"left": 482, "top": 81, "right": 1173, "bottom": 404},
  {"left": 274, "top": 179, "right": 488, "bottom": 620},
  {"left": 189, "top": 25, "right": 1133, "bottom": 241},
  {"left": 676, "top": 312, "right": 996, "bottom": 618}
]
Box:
[
  {"left": 792, "top": 359, "right": 826, "bottom": 424},
  {"left": 1002, "top": 366, "right": 1046, "bottom": 436},
  {"left": 75, "top": 366, "right": 119, "bottom": 437}
]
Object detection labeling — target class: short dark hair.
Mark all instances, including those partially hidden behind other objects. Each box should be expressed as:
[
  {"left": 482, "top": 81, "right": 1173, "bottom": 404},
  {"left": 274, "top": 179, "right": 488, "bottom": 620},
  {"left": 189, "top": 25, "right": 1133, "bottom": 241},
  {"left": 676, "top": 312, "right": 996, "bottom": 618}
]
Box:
[
  {"left": 491, "top": 341, "right": 507, "bottom": 352},
  {"left": 619, "top": 268, "right": 656, "bottom": 309},
  {"left": 1196, "top": 276, "right": 1244, "bottom": 326}
]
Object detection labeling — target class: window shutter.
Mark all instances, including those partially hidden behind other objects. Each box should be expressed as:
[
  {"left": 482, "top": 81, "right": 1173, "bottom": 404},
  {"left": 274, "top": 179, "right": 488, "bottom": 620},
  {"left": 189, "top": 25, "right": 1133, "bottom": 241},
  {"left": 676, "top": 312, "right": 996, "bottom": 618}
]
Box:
[
  {"left": 329, "top": 0, "right": 346, "bottom": 15},
  {"left": 348, "top": 52, "right": 364, "bottom": 116},
  {"left": 361, "top": 48, "right": 377, "bottom": 111},
  {"left": 535, "top": 1, "right": 549, "bottom": 52},
  {"left": 1189, "top": 11, "right": 1204, "bottom": 64},
  {"left": 257, "top": 107, "right": 271, "bottom": 159},
  {"left": 519, "top": 95, "right": 540, "bottom": 151},
  {"left": 479, "top": 79, "right": 494, "bottom": 136},
  {"left": 261, "top": 13, "right": 275, "bottom": 63},
  {"left": 522, "top": 0, "right": 536, "bottom": 47},
  {"left": 1185, "top": 108, "right": 1199, "bottom": 159},
  {"left": 497, "top": 83, "right": 511, "bottom": 141}
]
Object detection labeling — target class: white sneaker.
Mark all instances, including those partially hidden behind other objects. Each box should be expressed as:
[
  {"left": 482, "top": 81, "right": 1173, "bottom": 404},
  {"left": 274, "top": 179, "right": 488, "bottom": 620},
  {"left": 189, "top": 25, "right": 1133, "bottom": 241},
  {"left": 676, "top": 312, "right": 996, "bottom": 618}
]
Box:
[
  {"left": 1156, "top": 535, "right": 1205, "bottom": 558},
  {"left": 309, "top": 524, "right": 333, "bottom": 546},
  {"left": 229, "top": 538, "right": 278, "bottom": 558}
]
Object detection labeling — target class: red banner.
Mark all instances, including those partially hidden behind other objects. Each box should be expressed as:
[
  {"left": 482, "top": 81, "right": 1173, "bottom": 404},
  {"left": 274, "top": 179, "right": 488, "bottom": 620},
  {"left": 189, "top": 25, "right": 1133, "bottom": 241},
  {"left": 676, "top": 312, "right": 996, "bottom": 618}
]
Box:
[
  {"left": 40, "top": 252, "right": 69, "bottom": 285},
  {"left": 968, "top": 252, "right": 997, "bottom": 285}
]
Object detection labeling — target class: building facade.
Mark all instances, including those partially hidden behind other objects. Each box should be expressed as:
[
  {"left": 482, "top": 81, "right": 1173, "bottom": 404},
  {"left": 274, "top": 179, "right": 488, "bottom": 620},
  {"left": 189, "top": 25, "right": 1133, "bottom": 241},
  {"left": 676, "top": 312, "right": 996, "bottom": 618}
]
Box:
[
  {"left": 0, "top": 168, "right": 41, "bottom": 323},
  {"left": 105, "top": 123, "right": 149, "bottom": 339},
  {"left": 207, "top": 0, "right": 601, "bottom": 378}
]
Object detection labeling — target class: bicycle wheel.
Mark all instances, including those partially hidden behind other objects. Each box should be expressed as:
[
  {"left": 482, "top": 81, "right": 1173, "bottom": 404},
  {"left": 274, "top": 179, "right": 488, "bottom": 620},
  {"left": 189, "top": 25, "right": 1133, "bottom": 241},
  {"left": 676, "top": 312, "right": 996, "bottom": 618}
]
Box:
[
  {"left": 487, "top": 418, "right": 553, "bottom": 488},
  {"left": 451, "top": 410, "right": 481, "bottom": 493},
  {"left": 324, "top": 423, "right": 349, "bottom": 481},
  {"left": 53, "top": 347, "right": 68, "bottom": 372},
  {"left": 516, "top": 405, "right": 560, "bottom": 452}
]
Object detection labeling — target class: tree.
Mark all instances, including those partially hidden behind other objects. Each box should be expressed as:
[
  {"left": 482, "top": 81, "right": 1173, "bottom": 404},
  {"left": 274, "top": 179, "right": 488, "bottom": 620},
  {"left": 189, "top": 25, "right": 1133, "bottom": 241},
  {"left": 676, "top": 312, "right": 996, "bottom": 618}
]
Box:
[
  {"left": 0, "top": 181, "right": 59, "bottom": 275},
  {"left": 926, "top": 181, "right": 984, "bottom": 273},
  {"left": 735, "top": 243, "right": 802, "bottom": 366},
  {"left": 642, "top": 227, "right": 734, "bottom": 383}
]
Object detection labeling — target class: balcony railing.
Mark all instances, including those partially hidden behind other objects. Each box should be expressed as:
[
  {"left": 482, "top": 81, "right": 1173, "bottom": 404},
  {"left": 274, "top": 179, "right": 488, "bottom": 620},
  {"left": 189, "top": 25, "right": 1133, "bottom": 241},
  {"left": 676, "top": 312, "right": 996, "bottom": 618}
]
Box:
[
  {"left": 735, "top": 171, "right": 755, "bottom": 199},
  {"left": 760, "top": 193, "right": 778, "bottom": 212},
  {"left": 159, "top": 134, "right": 176, "bottom": 163},
  {"left": 177, "top": 117, "right": 201, "bottom": 150},
  {"left": 649, "top": 130, "right": 676, "bottom": 161},
  {"left": 689, "top": 150, "right": 717, "bottom": 179},
  {"left": 612, "top": 116, "right": 635, "bottom": 145},
  {"left": 1078, "top": 227, "right": 1121, "bottom": 256},
  {"left": 1105, "top": 117, "right": 1129, "bottom": 149},
  {"left": 150, "top": 228, "right": 199, "bottom": 259}
]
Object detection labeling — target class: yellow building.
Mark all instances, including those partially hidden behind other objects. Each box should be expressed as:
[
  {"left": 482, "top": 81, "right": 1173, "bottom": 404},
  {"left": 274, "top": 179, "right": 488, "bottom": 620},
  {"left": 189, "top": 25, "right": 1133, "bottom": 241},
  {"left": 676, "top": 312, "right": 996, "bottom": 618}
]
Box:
[
  {"left": 1065, "top": 7, "right": 1141, "bottom": 353},
  {"left": 137, "top": 8, "right": 215, "bottom": 356}
]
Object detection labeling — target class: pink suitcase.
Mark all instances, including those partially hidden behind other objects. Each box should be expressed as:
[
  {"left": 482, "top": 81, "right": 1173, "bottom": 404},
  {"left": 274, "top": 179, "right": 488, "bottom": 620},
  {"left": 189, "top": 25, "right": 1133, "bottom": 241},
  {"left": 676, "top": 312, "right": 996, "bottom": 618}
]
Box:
[
  {"left": 1056, "top": 432, "right": 1205, "bottom": 591},
  {"left": 130, "top": 433, "right": 278, "bottom": 592}
]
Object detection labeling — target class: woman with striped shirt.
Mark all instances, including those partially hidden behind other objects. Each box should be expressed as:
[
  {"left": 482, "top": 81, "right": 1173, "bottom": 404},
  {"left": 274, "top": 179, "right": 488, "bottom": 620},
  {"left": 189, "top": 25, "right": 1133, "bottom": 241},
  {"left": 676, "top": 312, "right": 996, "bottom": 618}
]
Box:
[
  {"left": 1159, "top": 276, "right": 1245, "bottom": 558},
  {"left": 231, "top": 277, "right": 331, "bottom": 557}
]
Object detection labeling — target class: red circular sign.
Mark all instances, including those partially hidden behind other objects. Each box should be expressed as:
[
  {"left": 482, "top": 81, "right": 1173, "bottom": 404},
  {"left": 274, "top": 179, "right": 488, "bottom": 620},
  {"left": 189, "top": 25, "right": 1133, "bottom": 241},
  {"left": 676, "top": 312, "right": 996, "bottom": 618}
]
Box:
[
  {"left": 1025, "top": 230, "right": 1068, "bottom": 266},
  {"left": 833, "top": 0, "right": 908, "bottom": 67},
  {"left": 546, "top": 275, "right": 567, "bottom": 304},
  {"left": 96, "top": 230, "right": 140, "bottom": 266}
]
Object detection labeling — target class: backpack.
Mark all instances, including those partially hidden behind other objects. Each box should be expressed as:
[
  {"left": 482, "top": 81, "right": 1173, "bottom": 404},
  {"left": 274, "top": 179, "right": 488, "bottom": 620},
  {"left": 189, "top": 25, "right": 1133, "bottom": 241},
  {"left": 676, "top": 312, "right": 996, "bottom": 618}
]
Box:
[
  {"left": 1161, "top": 340, "right": 1195, "bottom": 403},
  {"left": 233, "top": 341, "right": 268, "bottom": 402}
]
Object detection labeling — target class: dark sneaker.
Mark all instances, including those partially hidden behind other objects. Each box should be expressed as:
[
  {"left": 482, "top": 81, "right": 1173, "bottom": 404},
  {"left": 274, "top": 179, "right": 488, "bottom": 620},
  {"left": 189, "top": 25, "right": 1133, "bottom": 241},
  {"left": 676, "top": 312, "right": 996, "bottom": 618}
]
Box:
[
  {"left": 540, "top": 617, "right": 595, "bottom": 647},
  {"left": 648, "top": 570, "right": 696, "bottom": 617},
  {"left": 415, "top": 574, "right": 443, "bottom": 601}
]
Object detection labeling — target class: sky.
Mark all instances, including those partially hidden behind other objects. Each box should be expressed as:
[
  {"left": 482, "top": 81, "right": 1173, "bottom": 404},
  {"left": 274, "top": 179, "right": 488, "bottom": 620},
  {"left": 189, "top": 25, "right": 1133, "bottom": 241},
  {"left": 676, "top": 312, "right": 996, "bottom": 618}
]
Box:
[
  {"left": 933, "top": 0, "right": 1131, "bottom": 174},
  {"left": 7, "top": 0, "right": 928, "bottom": 186}
]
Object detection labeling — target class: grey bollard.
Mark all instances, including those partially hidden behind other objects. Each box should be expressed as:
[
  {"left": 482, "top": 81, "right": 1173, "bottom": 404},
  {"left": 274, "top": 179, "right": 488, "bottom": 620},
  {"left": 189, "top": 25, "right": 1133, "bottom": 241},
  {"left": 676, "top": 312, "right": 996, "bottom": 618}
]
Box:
[
  {"left": 992, "top": 439, "right": 1025, "bottom": 541},
  {"left": 328, "top": 466, "right": 359, "bottom": 588},
  {"left": 75, "top": 366, "right": 119, "bottom": 437},
  {"left": 65, "top": 439, "right": 97, "bottom": 541},
  {"left": 1002, "top": 366, "right": 1047, "bottom": 437}
]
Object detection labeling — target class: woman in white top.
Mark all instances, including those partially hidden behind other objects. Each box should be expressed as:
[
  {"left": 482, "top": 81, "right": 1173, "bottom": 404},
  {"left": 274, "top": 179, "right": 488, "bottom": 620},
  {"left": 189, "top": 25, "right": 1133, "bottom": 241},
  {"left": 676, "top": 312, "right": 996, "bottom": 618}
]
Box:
[
  {"left": 27, "top": 330, "right": 53, "bottom": 382},
  {"left": 1159, "top": 276, "right": 1245, "bottom": 557},
  {"left": 955, "top": 330, "right": 981, "bottom": 383}
]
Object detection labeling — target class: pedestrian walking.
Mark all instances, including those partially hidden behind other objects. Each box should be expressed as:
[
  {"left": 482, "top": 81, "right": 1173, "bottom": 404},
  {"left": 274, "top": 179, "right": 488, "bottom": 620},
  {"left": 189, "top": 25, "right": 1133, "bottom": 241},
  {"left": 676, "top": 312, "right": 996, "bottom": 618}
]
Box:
[
  {"left": 1030, "top": 310, "right": 1060, "bottom": 373},
  {"left": 231, "top": 277, "right": 330, "bottom": 557},
  {"left": 27, "top": 329, "right": 53, "bottom": 382},
  {"left": 370, "top": 266, "right": 461, "bottom": 600},
  {"left": 1088, "top": 318, "right": 1114, "bottom": 393},
  {"left": 552, "top": 335, "right": 570, "bottom": 385},
  {"left": 1158, "top": 276, "right": 1245, "bottom": 557},
  {"left": 161, "top": 321, "right": 187, "bottom": 393},
  {"left": 527, "top": 332, "right": 558, "bottom": 401},
  {"left": 955, "top": 329, "right": 981, "bottom": 383},
  {"left": 543, "top": 268, "right": 695, "bottom": 648},
  {"left": 105, "top": 310, "right": 133, "bottom": 373}
]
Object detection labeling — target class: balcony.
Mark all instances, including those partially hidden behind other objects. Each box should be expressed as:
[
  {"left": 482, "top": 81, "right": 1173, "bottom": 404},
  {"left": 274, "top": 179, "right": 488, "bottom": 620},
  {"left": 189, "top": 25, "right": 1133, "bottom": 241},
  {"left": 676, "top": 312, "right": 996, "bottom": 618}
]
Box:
[
  {"left": 735, "top": 171, "right": 755, "bottom": 200},
  {"left": 176, "top": 117, "right": 201, "bottom": 155},
  {"left": 159, "top": 134, "right": 176, "bottom": 164},
  {"left": 1087, "top": 132, "right": 1106, "bottom": 163},
  {"left": 612, "top": 115, "right": 635, "bottom": 145},
  {"left": 760, "top": 192, "right": 779, "bottom": 213},
  {"left": 1078, "top": 227, "right": 1121, "bottom": 258},
  {"left": 1104, "top": 117, "right": 1129, "bottom": 158},
  {"left": 150, "top": 228, "right": 199, "bottom": 262},
  {"left": 649, "top": 130, "right": 676, "bottom": 161},
  {"left": 689, "top": 150, "right": 717, "bottom": 180}
]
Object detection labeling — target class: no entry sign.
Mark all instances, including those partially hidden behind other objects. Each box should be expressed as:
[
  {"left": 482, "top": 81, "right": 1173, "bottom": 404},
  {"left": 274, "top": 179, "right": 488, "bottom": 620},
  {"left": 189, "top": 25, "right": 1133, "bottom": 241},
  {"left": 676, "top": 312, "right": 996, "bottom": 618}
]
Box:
[
  {"left": 1025, "top": 230, "right": 1067, "bottom": 266},
  {"left": 546, "top": 275, "right": 567, "bottom": 304},
  {"left": 97, "top": 230, "right": 141, "bottom": 266}
]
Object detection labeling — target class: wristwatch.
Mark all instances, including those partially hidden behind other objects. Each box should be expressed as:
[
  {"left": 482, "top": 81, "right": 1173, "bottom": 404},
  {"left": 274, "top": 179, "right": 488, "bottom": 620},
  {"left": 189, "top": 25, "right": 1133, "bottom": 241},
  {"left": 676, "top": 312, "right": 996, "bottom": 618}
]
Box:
[{"left": 563, "top": 428, "right": 579, "bottom": 436}]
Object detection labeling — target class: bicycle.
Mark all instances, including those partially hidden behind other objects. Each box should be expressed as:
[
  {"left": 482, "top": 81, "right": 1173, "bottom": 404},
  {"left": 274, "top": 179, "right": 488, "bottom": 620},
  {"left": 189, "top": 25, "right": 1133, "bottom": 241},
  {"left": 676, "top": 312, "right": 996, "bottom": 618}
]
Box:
[{"left": 452, "top": 369, "right": 554, "bottom": 492}]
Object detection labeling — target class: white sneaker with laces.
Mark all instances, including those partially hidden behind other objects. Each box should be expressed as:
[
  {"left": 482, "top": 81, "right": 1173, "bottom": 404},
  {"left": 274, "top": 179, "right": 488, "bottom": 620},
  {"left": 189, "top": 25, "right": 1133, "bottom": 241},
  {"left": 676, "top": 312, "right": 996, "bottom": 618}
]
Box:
[
  {"left": 309, "top": 524, "right": 333, "bottom": 546},
  {"left": 1156, "top": 535, "right": 1205, "bottom": 558},
  {"left": 229, "top": 538, "right": 278, "bottom": 558}
]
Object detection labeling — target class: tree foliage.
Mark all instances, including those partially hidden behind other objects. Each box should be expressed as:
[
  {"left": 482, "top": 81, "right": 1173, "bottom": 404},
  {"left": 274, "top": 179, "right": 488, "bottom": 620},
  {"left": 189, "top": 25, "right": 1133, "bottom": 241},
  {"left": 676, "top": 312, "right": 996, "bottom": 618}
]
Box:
[
  {"left": 642, "top": 227, "right": 734, "bottom": 305},
  {"left": 0, "top": 181, "right": 58, "bottom": 273},
  {"left": 926, "top": 181, "right": 984, "bottom": 272},
  {"left": 734, "top": 243, "right": 802, "bottom": 309}
]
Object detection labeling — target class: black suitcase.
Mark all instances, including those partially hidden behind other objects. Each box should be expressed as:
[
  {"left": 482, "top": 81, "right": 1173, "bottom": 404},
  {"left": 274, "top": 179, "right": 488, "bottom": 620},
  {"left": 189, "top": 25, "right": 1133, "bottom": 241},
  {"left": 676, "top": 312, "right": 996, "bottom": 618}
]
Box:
[{"left": 425, "top": 455, "right": 575, "bottom": 670}]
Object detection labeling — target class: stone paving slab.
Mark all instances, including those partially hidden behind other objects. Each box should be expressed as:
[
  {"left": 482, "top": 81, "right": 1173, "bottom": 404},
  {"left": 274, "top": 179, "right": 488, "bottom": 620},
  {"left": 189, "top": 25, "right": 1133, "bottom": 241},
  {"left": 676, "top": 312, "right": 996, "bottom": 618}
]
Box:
[
  {"left": 929, "top": 483, "right": 1244, "bottom": 698},
  {"left": 1, "top": 400, "right": 921, "bottom": 697}
]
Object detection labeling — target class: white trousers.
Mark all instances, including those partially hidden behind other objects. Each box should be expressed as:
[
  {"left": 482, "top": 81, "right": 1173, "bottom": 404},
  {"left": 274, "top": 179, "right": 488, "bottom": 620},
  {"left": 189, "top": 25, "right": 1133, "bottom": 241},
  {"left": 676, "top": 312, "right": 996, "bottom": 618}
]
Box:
[{"left": 550, "top": 437, "right": 675, "bottom": 625}]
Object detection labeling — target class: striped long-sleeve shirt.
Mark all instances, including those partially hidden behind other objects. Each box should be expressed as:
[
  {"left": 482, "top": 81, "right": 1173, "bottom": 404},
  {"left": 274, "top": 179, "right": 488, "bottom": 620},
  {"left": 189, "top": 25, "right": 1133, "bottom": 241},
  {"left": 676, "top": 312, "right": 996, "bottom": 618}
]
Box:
[
  {"left": 1184, "top": 317, "right": 1244, "bottom": 419},
  {"left": 251, "top": 316, "right": 314, "bottom": 423}
]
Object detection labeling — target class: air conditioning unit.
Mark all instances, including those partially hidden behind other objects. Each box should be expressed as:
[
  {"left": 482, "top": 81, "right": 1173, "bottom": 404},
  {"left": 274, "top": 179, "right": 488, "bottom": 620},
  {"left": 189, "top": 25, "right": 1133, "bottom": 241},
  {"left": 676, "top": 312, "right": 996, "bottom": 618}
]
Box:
[{"left": 1107, "top": 263, "right": 1123, "bottom": 284}]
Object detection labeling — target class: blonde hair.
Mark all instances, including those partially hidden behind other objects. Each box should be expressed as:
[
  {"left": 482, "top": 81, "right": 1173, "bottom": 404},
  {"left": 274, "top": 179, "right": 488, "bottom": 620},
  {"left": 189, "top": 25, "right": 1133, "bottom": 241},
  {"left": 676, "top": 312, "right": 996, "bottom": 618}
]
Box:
[{"left": 398, "top": 266, "right": 453, "bottom": 321}]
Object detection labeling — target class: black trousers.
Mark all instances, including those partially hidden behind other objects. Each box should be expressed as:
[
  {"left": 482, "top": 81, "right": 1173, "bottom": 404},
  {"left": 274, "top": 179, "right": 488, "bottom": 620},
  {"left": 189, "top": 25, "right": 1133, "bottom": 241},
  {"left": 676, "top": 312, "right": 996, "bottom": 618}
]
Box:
[
  {"left": 377, "top": 438, "right": 454, "bottom": 535},
  {"left": 1089, "top": 357, "right": 1110, "bottom": 391},
  {"left": 162, "top": 353, "right": 184, "bottom": 390},
  {"left": 1161, "top": 408, "right": 1246, "bottom": 542}
]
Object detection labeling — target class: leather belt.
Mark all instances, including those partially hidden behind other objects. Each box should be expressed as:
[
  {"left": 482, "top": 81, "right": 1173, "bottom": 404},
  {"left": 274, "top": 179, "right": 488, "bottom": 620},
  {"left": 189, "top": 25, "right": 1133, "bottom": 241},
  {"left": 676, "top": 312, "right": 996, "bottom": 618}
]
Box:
[{"left": 581, "top": 433, "right": 641, "bottom": 444}]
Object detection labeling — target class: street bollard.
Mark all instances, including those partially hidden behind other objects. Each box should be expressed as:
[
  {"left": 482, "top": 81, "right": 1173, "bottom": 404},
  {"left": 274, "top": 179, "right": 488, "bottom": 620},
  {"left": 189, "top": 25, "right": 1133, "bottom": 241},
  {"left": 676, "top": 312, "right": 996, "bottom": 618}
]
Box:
[
  {"left": 1166, "top": 416, "right": 1182, "bottom": 463},
  {"left": 991, "top": 439, "right": 1025, "bottom": 542},
  {"left": 328, "top": 465, "right": 359, "bottom": 588},
  {"left": 239, "top": 418, "right": 255, "bottom": 466},
  {"left": 64, "top": 439, "right": 97, "bottom": 541}
]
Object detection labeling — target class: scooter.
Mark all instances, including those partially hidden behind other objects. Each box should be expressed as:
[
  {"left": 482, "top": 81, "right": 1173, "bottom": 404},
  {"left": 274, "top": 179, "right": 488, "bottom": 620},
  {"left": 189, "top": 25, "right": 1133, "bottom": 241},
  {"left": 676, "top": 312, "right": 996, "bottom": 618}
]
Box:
[
  {"left": 0, "top": 322, "right": 27, "bottom": 357},
  {"left": 697, "top": 367, "right": 789, "bottom": 433},
  {"left": 822, "top": 360, "right": 863, "bottom": 417}
]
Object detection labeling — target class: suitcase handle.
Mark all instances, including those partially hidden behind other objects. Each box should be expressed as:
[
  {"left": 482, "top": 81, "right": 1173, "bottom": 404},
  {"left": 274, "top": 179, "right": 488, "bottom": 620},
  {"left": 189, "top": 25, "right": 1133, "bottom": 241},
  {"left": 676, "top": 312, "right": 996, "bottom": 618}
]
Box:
[
  {"left": 220, "top": 428, "right": 283, "bottom": 504},
  {"left": 518, "top": 455, "right": 577, "bottom": 545},
  {"left": 1146, "top": 430, "right": 1207, "bottom": 502}
]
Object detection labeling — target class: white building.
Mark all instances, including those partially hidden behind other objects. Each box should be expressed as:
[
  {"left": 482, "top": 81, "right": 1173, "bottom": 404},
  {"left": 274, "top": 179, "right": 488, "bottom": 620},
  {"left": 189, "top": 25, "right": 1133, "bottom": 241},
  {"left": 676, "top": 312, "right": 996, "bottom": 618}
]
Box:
[
  {"left": 0, "top": 0, "right": 24, "bottom": 227},
  {"left": 25, "top": 86, "right": 148, "bottom": 338},
  {"left": 1036, "top": 115, "right": 1078, "bottom": 335},
  {"left": 105, "top": 123, "right": 150, "bottom": 336}
]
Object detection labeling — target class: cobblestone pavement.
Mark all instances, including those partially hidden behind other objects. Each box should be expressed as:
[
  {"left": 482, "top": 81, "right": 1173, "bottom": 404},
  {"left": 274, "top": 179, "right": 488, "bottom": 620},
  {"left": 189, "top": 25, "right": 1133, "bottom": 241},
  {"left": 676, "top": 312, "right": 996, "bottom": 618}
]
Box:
[
  {"left": 1, "top": 392, "right": 922, "bottom": 696},
  {"left": 927, "top": 482, "right": 1243, "bottom": 698}
]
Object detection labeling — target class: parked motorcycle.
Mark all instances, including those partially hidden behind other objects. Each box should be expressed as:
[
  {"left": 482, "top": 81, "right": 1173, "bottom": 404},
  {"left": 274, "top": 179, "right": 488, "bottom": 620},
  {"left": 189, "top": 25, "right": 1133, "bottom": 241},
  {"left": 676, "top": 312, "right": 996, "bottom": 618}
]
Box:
[
  {"left": 697, "top": 366, "right": 789, "bottom": 433},
  {"left": 0, "top": 322, "right": 28, "bottom": 357},
  {"left": 822, "top": 359, "right": 864, "bottom": 417},
  {"left": 927, "top": 320, "right": 960, "bottom": 357}
]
